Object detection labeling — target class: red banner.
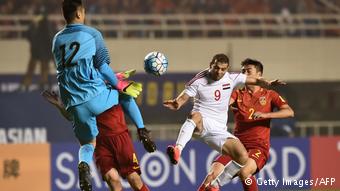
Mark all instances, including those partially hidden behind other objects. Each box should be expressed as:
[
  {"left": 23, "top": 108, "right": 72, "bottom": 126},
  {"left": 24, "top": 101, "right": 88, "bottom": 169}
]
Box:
[{"left": 310, "top": 136, "right": 340, "bottom": 189}]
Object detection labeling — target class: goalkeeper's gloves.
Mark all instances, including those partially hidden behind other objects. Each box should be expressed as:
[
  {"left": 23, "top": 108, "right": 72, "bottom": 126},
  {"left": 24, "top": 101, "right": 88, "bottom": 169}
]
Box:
[
  {"left": 116, "top": 69, "right": 136, "bottom": 80},
  {"left": 116, "top": 80, "right": 142, "bottom": 98},
  {"left": 137, "top": 128, "right": 157, "bottom": 153}
]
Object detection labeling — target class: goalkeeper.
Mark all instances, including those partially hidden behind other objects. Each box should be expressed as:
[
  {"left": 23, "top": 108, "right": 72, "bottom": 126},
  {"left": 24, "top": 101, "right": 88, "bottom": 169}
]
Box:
[
  {"left": 42, "top": 71, "right": 156, "bottom": 191},
  {"left": 51, "top": 1, "right": 153, "bottom": 189}
]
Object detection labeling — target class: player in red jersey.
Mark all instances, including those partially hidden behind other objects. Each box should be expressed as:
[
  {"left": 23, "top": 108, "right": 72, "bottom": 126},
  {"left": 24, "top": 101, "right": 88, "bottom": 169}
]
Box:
[
  {"left": 42, "top": 87, "right": 152, "bottom": 190},
  {"left": 94, "top": 104, "right": 150, "bottom": 191},
  {"left": 197, "top": 58, "right": 294, "bottom": 191}
]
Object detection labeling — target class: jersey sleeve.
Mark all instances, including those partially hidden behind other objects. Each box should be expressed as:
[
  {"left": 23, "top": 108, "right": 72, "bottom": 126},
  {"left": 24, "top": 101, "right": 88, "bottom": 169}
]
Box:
[
  {"left": 183, "top": 70, "right": 207, "bottom": 97},
  {"left": 270, "top": 90, "right": 288, "bottom": 108},
  {"left": 184, "top": 79, "right": 199, "bottom": 97},
  {"left": 231, "top": 89, "right": 238, "bottom": 101},
  {"left": 51, "top": 35, "right": 57, "bottom": 63},
  {"left": 93, "top": 30, "right": 110, "bottom": 68},
  {"left": 51, "top": 35, "right": 56, "bottom": 54},
  {"left": 230, "top": 73, "right": 247, "bottom": 89}
]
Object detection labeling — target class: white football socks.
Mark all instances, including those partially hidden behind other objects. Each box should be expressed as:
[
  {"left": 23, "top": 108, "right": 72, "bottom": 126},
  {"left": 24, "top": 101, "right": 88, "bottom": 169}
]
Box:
[
  {"left": 211, "top": 160, "right": 244, "bottom": 187},
  {"left": 176, "top": 119, "right": 196, "bottom": 151}
]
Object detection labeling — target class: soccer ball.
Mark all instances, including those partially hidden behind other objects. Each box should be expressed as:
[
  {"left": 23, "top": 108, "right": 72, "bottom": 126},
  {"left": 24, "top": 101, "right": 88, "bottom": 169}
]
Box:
[{"left": 144, "top": 51, "right": 168, "bottom": 76}]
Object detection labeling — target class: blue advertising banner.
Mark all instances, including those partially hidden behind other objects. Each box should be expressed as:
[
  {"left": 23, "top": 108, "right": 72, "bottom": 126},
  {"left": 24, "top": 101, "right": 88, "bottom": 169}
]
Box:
[
  {"left": 0, "top": 91, "right": 74, "bottom": 143},
  {"left": 51, "top": 141, "right": 216, "bottom": 191},
  {"left": 256, "top": 138, "right": 310, "bottom": 190},
  {"left": 50, "top": 139, "right": 311, "bottom": 191}
]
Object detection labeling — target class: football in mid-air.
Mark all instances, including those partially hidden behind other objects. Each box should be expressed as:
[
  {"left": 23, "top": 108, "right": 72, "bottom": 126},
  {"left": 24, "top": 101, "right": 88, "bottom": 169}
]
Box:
[{"left": 144, "top": 51, "right": 168, "bottom": 76}]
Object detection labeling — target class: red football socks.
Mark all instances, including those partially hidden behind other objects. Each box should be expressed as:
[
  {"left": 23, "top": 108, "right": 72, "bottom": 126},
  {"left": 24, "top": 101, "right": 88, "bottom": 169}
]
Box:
[{"left": 138, "top": 184, "right": 149, "bottom": 191}]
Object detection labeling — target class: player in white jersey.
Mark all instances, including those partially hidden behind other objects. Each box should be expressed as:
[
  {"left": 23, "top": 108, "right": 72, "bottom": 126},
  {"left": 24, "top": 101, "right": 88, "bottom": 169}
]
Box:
[{"left": 163, "top": 53, "right": 285, "bottom": 184}]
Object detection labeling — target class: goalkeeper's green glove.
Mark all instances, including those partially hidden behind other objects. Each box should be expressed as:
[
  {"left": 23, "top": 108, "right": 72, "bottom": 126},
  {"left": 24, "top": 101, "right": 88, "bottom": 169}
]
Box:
[{"left": 116, "top": 80, "right": 142, "bottom": 98}]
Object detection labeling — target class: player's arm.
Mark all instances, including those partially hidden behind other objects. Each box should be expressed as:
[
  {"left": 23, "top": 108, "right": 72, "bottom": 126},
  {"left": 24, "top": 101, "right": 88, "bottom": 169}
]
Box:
[
  {"left": 163, "top": 91, "right": 190, "bottom": 110},
  {"left": 228, "top": 97, "right": 239, "bottom": 112},
  {"left": 41, "top": 90, "right": 72, "bottom": 121},
  {"left": 93, "top": 32, "right": 141, "bottom": 98},
  {"left": 245, "top": 76, "right": 286, "bottom": 87},
  {"left": 253, "top": 89, "right": 295, "bottom": 118},
  {"left": 115, "top": 69, "right": 136, "bottom": 80},
  {"left": 253, "top": 91, "right": 294, "bottom": 119},
  {"left": 228, "top": 90, "right": 239, "bottom": 112},
  {"left": 229, "top": 96, "right": 236, "bottom": 106},
  {"left": 253, "top": 104, "right": 294, "bottom": 119},
  {"left": 92, "top": 30, "right": 117, "bottom": 85},
  {"left": 97, "top": 60, "right": 142, "bottom": 98},
  {"left": 164, "top": 74, "right": 198, "bottom": 110}
]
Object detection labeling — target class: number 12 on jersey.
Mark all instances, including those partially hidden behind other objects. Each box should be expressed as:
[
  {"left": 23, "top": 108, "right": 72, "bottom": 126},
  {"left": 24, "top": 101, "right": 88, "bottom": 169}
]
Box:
[{"left": 59, "top": 41, "right": 80, "bottom": 68}]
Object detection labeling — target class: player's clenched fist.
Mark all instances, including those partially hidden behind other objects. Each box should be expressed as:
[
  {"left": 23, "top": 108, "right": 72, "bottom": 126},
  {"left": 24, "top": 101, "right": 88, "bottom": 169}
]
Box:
[{"left": 163, "top": 99, "right": 180, "bottom": 110}]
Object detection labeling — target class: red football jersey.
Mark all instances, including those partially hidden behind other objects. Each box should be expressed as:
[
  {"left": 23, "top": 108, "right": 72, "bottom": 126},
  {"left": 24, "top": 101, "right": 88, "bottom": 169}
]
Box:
[
  {"left": 231, "top": 87, "right": 287, "bottom": 150},
  {"left": 96, "top": 104, "right": 128, "bottom": 136}
]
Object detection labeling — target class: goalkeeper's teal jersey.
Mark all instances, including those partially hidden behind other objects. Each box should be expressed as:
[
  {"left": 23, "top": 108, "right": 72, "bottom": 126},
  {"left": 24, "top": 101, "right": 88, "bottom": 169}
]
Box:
[{"left": 52, "top": 24, "right": 112, "bottom": 109}]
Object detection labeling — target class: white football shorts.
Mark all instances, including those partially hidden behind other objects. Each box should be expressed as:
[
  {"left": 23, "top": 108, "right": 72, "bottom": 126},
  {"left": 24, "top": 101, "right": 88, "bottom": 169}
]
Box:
[{"left": 196, "top": 116, "right": 237, "bottom": 153}]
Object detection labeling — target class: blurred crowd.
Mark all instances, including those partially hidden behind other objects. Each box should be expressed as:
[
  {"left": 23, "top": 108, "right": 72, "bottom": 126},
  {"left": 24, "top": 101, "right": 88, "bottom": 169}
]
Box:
[
  {"left": 1, "top": 0, "right": 339, "bottom": 15},
  {"left": 1, "top": 0, "right": 339, "bottom": 40}
]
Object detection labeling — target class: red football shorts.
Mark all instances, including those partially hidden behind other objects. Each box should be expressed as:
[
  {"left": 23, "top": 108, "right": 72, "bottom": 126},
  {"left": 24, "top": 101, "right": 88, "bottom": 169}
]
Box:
[
  {"left": 214, "top": 147, "right": 269, "bottom": 173},
  {"left": 94, "top": 131, "right": 141, "bottom": 179}
]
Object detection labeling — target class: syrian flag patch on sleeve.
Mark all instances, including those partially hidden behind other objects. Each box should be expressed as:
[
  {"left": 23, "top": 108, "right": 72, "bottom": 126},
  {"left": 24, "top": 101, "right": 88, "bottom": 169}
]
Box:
[{"left": 222, "top": 83, "right": 230, "bottom": 90}]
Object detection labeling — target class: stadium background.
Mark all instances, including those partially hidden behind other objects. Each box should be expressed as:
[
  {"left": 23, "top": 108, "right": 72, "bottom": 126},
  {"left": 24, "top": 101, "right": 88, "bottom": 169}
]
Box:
[{"left": 1, "top": 0, "right": 340, "bottom": 190}]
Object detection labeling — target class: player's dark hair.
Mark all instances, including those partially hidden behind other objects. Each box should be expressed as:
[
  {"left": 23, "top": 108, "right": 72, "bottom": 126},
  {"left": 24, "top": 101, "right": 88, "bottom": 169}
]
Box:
[
  {"left": 241, "top": 58, "right": 264, "bottom": 74},
  {"left": 62, "top": 0, "right": 84, "bottom": 23},
  {"left": 210, "top": 53, "right": 229, "bottom": 66}
]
